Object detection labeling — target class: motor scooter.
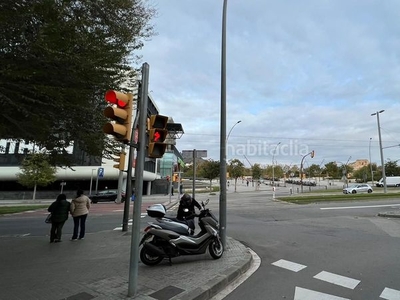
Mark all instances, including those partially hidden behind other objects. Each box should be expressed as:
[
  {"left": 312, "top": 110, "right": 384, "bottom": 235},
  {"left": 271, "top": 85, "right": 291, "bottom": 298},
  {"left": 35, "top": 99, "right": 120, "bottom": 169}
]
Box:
[
  {"left": 140, "top": 199, "right": 223, "bottom": 265},
  {"left": 144, "top": 204, "right": 195, "bottom": 236}
]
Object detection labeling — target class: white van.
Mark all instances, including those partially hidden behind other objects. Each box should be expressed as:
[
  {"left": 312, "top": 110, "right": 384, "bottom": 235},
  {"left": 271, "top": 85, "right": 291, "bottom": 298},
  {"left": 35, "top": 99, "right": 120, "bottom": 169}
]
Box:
[{"left": 376, "top": 176, "right": 400, "bottom": 187}]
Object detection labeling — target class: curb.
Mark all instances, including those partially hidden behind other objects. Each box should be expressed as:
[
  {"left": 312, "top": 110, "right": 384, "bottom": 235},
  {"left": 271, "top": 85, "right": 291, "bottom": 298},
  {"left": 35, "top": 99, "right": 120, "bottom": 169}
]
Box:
[
  {"left": 170, "top": 244, "right": 253, "bottom": 300},
  {"left": 378, "top": 211, "right": 400, "bottom": 218}
]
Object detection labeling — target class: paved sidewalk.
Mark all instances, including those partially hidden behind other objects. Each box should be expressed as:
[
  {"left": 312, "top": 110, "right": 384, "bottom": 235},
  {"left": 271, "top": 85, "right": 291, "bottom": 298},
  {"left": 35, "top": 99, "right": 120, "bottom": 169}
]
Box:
[{"left": 0, "top": 197, "right": 253, "bottom": 300}]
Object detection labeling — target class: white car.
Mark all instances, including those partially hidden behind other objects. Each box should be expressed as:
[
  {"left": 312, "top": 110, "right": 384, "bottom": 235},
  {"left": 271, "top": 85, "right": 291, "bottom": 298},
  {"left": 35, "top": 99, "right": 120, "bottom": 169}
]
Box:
[{"left": 343, "top": 184, "right": 373, "bottom": 194}]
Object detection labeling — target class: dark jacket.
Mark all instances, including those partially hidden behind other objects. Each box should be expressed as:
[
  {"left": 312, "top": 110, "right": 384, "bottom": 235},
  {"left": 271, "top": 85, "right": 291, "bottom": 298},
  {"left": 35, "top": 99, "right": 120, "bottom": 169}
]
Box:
[
  {"left": 177, "top": 198, "right": 201, "bottom": 220},
  {"left": 48, "top": 199, "right": 71, "bottom": 223}
]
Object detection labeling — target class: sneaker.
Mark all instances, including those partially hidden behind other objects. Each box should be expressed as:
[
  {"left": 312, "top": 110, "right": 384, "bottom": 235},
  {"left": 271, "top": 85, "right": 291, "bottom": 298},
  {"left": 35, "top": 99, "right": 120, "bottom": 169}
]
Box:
[
  {"left": 55, "top": 239, "right": 62, "bottom": 243},
  {"left": 78, "top": 238, "right": 84, "bottom": 240},
  {"left": 70, "top": 238, "right": 77, "bottom": 241}
]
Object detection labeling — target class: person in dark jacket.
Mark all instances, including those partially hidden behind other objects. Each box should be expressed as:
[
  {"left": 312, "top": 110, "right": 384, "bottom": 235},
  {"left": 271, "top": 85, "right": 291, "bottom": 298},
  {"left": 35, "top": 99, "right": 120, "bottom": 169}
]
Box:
[
  {"left": 48, "top": 194, "right": 71, "bottom": 243},
  {"left": 176, "top": 193, "right": 201, "bottom": 234}
]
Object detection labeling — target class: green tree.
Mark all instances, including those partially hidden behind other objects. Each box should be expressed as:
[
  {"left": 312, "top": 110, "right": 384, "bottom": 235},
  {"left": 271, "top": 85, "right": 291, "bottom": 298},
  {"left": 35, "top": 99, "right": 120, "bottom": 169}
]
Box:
[
  {"left": 16, "top": 152, "right": 57, "bottom": 200},
  {"left": 324, "top": 162, "right": 340, "bottom": 178},
  {"left": 385, "top": 159, "right": 400, "bottom": 176},
  {"left": 251, "top": 163, "right": 262, "bottom": 190},
  {"left": 352, "top": 165, "right": 370, "bottom": 182},
  {"left": 198, "top": 160, "right": 220, "bottom": 192},
  {"left": 228, "top": 159, "right": 245, "bottom": 192},
  {"left": 305, "top": 164, "right": 321, "bottom": 178},
  {"left": 0, "top": 0, "right": 156, "bottom": 165}
]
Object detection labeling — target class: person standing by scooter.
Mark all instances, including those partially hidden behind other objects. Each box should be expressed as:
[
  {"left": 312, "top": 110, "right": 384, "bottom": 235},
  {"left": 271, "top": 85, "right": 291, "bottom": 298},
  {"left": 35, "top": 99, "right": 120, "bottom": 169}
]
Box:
[{"left": 176, "top": 193, "right": 201, "bottom": 234}]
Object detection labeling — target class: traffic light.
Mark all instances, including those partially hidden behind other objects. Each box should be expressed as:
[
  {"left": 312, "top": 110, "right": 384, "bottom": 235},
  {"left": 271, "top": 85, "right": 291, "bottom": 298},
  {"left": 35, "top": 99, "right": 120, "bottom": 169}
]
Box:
[
  {"left": 311, "top": 150, "right": 315, "bottom": 158},
  {"left": 103, "top": 90, "right": 133, "bottom": 144},
  {"left": 147, "top": 114, "right": 168, "bottom": 158},
  {"left": 173, "top": 173, "right": 179, "bottom": 182},
  {"left": 113, "top": 151, "right": 126, "bottom": 171}
]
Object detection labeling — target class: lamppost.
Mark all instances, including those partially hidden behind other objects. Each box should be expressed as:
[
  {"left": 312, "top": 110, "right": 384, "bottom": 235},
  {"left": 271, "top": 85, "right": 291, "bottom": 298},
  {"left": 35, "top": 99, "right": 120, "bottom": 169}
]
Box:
[
  {"left": 271, "top": 142, "right": 281, "bottom": 186},
  {"left": 369, "top": 138, "right": 374, "bottom": 185},
  {"left": 371, "top": 110, "right": 387, "bottom": 193},
  {"left": 219, "top": 0, "right": 228, "bottom": 249},
  {"left": 226, "top": 120, "right": 241, "bottom": 144},
  {"left": 300, "top": 150, "right": 315, "bottom": 193}
]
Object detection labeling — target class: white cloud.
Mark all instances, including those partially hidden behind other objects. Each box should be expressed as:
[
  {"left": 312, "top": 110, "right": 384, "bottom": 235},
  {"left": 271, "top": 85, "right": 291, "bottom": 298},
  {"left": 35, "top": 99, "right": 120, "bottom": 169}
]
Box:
[{"left": 138, "top": 0, "right": 400, "bottom": 167}]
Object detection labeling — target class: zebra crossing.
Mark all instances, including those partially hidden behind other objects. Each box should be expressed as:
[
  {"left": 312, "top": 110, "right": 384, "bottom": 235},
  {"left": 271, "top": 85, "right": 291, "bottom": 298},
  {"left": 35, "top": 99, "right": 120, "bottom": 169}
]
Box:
[
  {"left": 272, "top": 259, "right": 400, "bottom": 300},
  {"left": 113, "top": 213, "right": 147, "bottom": 230}
]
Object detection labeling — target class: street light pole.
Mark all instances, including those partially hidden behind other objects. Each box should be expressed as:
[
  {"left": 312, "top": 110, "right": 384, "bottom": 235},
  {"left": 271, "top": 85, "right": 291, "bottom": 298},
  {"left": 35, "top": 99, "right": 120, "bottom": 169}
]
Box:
[
  {"left": 226, "top": 120, "right": 241, "bottom": 144},
  {"left": 369, "top": 138, "right": 374, "bottom": 185},
  {"left": 371, "top": 110, "right": 387, "bottom": 193},
  {"left": 272, "top": 142, "right": 281, "bottom": 187},
  {"left": 219, "top": 0, "right": 228, "bottom": 249}
]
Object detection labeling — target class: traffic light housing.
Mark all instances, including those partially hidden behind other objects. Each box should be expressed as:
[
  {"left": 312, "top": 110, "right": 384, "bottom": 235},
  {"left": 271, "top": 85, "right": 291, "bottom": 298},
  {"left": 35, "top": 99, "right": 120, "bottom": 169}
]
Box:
[
  {"left": 147, "top": 114, "right": 168, "bottom": 158},
  {"left": 103, "top": 90, "right": 133, "bottom": 144},
  {"left": 311, "top": 150, "right": 315, "bottom": 158},
  {"left": 113, "top": 151, "right": 126, "bottom": 171}
]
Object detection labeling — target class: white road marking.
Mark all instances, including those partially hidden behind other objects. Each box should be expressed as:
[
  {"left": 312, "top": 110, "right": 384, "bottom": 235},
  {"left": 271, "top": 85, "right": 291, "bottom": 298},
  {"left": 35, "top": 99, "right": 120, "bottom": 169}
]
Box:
[
  {"left": 314, "top": 271, "right": 360, "bottom": 289},
  {"left": 294, "top": 287, "right": 350, "bottom": 300},
  {"left": 380, "top": 287, "right": 400, "bottom": 300},
  {"left": 271, "top": 259, "right": 307, "bottom": 272},
  {"left": 113, "top": 217, "right": 145, "bottom": 230},
  {"left": 320, "top": 204, "right": 400, "bottom": 210}
]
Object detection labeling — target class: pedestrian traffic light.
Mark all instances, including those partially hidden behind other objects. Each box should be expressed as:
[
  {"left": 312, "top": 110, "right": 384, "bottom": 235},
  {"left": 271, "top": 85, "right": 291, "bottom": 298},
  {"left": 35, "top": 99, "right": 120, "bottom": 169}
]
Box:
[
  {"left": 113, "top": 151, "right": 126, "bottom": 171},
  {"left": 103, "top": 90, "right": 133, "bottom": 144},
  {"left": 311, "top": 150, "right": 315, "bottom": 158},
  {"left": 147, "top": 114, "right": 169, "bottom": 158}
]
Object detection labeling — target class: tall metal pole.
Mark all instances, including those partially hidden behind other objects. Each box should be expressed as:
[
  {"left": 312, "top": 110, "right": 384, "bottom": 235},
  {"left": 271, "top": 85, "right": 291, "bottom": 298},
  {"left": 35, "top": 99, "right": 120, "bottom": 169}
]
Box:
[
  {"left": 372, "top": 110, "right": 387, "bottom": 193},
  {"left": 192, "top": 149, "right": 197, "bottom": 200},
  {"left": 123, "top": 94, "right": 137, "bottom": 232},
  {"left": 95, "top": 168, "right": 99, "bottom": 194},
  {"left": 219, "top": 0, "right": 228, "bottom": 249},
  {"left": 128, "top": 62, "right": 149, "bottom": 297},
  {"left": 272, "top": 142, "right": 281, "bottom": 187},
  {"left": 369, "top": 138, "right": 374, "bottom": 185},
  {"left": 89, "top": 168, "right": 95, "bottom": 196}
]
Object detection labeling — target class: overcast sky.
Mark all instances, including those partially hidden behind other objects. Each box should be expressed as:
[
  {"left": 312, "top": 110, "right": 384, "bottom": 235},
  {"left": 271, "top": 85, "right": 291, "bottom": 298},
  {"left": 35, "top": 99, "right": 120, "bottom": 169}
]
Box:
[{"left": 137, "top": 0, "right": 400, "bottom": 168}]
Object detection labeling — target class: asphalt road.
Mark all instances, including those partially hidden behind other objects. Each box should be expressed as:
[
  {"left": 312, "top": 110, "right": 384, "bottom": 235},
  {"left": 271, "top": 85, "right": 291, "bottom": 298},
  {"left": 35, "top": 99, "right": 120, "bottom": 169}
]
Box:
[
  {"left": 2, "top": 187, "right": 400, "bottom": 300},
  {"left": 221, "top": 192, "right": 400, "bottom": 300}
]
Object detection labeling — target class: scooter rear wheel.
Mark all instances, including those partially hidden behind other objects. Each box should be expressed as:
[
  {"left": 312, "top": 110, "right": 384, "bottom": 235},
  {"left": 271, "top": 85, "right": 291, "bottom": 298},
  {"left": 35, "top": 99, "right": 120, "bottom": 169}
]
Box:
[
  {"left": 209, "top": 237, "right": 224, "bottom": 259},
  {"left": 140, "top": 246, "right": 163, "bottom": 266}
]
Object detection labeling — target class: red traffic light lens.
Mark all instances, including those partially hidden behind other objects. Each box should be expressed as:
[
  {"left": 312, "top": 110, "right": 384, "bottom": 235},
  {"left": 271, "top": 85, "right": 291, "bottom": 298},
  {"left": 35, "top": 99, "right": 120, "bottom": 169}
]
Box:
[{"left": 105, "top": 90, "right": 128, "bottom": 108}]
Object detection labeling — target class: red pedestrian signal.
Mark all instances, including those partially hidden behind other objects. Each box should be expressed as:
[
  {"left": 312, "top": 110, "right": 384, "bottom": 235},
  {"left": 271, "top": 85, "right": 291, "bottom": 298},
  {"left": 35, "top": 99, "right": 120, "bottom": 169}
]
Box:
[{"left": 147, "top": 115, "right": 168, "bottom": 158}]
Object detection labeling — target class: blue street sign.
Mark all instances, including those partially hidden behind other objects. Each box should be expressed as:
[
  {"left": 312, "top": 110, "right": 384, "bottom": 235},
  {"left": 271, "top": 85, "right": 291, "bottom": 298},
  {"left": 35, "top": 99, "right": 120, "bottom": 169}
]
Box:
[{"left": 98, "top": 167, "right": 104, "bottom": 178}]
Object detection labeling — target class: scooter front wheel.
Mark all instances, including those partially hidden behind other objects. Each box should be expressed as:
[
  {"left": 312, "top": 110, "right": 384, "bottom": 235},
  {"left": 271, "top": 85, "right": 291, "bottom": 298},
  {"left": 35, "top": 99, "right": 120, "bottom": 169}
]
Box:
[
  {"left": 209, "top": 237, "right": 224, "bottom": 259},
  {"left": 140, "top": 246, "right": 163, "bottom": 266}
]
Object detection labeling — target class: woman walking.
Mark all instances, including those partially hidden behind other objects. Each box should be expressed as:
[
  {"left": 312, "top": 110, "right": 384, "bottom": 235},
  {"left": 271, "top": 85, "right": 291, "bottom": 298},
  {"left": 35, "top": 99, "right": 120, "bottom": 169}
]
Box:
[
  {"left": 70, "top": 189, "right": 91, "bottom": 241},
  {"left": 48, "top": 194, "right": 71, "bottom": 243}
]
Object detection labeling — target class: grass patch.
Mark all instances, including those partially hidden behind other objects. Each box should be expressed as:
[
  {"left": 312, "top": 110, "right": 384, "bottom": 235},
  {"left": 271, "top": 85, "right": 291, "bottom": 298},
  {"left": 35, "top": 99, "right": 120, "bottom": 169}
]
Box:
[
  {"left": 278, "top": 192, "right": 400, "bottom": 204},
  {"left": 0, "top": 205, "right": 48, "bottom": 215}
]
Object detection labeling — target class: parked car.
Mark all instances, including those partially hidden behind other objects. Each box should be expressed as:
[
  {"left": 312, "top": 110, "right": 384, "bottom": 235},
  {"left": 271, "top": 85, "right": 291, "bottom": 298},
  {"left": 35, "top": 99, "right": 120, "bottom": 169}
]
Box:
[
  {"left": 376, "top": 176, "right": 400, "bottom": 187},
  {"left": 343, "top": 184, "right": 373, "bottom": 194},
  {"left": 89, "top": 190, "right": 126, "bottom": 203}
]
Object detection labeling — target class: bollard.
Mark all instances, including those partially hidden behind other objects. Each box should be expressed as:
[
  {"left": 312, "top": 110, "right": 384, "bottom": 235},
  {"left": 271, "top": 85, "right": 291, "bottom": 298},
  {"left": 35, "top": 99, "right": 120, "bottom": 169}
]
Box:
[{"left": 289, "top": 188, "right": 292, "bottom": 194}]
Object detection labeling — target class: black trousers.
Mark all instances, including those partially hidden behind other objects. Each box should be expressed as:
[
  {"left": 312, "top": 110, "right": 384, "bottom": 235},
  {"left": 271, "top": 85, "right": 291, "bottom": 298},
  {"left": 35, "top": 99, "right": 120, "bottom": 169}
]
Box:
[
  {"left": 72, "top": 214, "right": 88, "bottom": 239},
  {"left": 50, "top": 221, "right": 66, "bottom": 242}
]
